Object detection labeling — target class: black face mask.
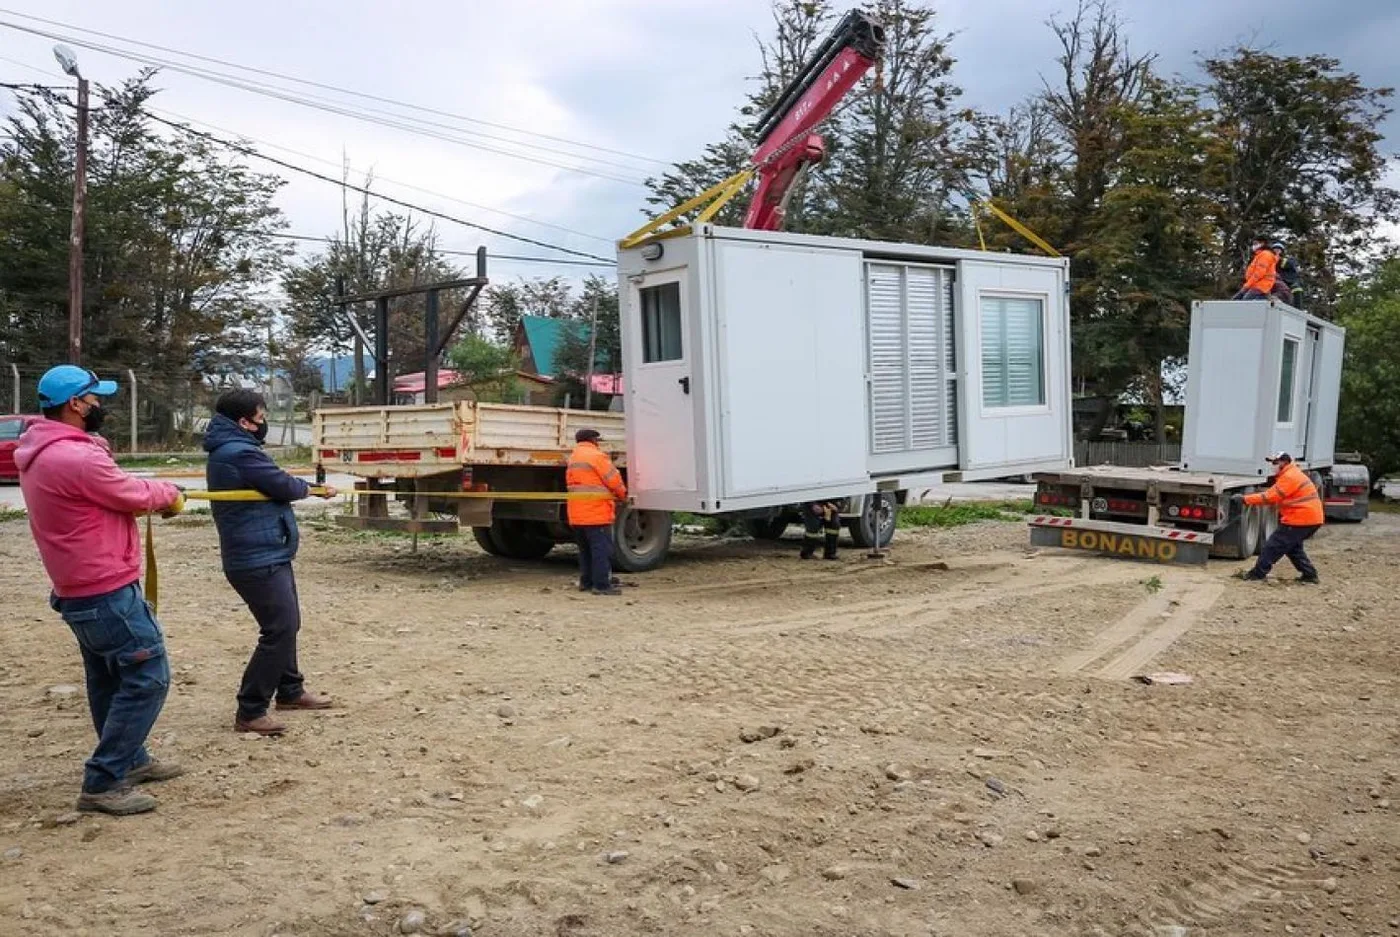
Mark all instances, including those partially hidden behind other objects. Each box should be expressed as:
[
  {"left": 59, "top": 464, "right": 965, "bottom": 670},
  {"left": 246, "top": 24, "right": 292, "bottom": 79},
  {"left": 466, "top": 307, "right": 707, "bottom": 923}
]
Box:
[
  {"left": 250, "top": 420, "right": 269, "bottom": 443},
  {"left": 82, "top": 402, "right": 106, "bottom": 433}
]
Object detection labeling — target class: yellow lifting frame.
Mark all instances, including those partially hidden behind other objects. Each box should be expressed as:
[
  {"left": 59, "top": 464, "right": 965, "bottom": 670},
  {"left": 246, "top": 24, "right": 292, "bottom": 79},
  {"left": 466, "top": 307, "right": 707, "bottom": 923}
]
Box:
[
  {"left": 972, "top": 199, "right": 1062, "bottom": 258},
  {"left": 618, "top": 169, "right": 754, "bottom": 250}
]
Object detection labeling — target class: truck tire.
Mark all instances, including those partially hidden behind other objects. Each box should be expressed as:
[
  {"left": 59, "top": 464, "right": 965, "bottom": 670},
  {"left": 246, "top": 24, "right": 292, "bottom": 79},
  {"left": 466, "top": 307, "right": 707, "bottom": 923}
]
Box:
[
  {"left": 472, "top": 526, "right": 505, "bottom": 556},
  {"left": 1214, "top": 503, "right": 1262, "bottom": 559},
  {"left": 847, "top": 493, "right": 897, "bottom": 549},
  {"left": 612, "top": 505, "right": 672, "bottom": 572},
  {"left": 743, "top": 516, "right": 790, "bottom": 541},
  {"left": 1257, "top": 506, "right": 1280, "bottom": 555},
  {"left": 490, "top": 519, "right": 555, "bottom": 560}
]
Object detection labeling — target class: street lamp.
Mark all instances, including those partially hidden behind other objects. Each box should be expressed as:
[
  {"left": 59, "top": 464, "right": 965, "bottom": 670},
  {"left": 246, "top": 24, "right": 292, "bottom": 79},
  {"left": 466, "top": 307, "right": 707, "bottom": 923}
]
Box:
[{"left": 53, "top": 43, "right": 88, "bottom": 364}]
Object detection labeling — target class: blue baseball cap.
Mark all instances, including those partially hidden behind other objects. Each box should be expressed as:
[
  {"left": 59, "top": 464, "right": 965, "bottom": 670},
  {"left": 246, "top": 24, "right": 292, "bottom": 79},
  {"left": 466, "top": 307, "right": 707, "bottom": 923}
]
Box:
[{"left": 37, "top": 365, "right": 119, "bottom": 409}]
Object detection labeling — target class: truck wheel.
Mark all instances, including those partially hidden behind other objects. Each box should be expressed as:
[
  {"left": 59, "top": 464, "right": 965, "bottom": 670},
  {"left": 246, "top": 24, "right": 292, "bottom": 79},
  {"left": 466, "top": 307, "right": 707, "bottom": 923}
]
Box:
[
  {"left": 491, "top": 519, "right": 555, "bottom": 560},
  {"left": 847, "top": 493, "right": 897, "bottom": 549},
  {"left": 1214, "top": 503, "right": 1262, "bottom": 559},
  {"left": 743, "top": 516, "right": 790, "bottom": 541},
  {"left": 1256, "top": 506, "right": 1280, "bottom": 555},
  {"left": 471, "top": 526, "right": 505, "bottom": 556},
  {"left": 612, "top": 506, "right": 672, "bottom": 572}
]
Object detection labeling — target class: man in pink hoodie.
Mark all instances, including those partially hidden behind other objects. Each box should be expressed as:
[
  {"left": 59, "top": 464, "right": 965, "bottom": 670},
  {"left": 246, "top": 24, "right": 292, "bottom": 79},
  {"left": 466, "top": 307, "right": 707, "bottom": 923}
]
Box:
[{"left": 17, "top": 365, "right": 186, "bottom": 816}]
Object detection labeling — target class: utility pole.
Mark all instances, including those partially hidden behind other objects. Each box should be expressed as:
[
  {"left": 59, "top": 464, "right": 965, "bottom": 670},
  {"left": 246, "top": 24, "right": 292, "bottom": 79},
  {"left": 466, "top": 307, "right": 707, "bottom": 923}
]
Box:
[
  {"left": 54, "top": 45, "right": 88, "bottom": 364},
  {"left": 584, "top": 294, "right": 599, "bottom": 411}
]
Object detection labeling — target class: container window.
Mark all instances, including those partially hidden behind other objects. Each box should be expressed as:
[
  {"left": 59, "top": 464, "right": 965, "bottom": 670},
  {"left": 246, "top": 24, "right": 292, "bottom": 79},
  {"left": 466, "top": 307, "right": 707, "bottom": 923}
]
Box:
[
  {"left": 640, "top": 282, "right": 683, "bottom": 363},
  {"left": 0, "top": 418, "right": 22, "bottom": 440},
  {"left": 1277, "top": 337, "right": 1298, "bottom": 423},
  {"left": 981, "top": 296, "right": 1045, "bottom": 408}
]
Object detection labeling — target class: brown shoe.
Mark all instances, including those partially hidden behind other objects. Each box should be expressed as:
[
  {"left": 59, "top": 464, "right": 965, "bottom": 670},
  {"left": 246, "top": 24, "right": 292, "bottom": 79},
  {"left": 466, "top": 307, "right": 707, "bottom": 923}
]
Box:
[
  {"left": 234, "top": 714, "right": 286, "bottom": 736},
  {"left": 126, "top": 757, "right": 184, "bottom": 785},
  {"left": 77, "top": 786, "right": 157, "bottom": 816},
  {"left": 276, "top": 690, "right": 333, "bottom": 711}
]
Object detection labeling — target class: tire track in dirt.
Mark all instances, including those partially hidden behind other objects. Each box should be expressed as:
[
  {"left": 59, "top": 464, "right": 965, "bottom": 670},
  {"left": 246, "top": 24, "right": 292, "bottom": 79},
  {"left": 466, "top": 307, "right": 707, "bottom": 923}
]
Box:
[
  {"left": 1123, "top": 856, "right": 1335, "bottom": 936},
  {"left": 1094, "top": 580, "right": 1224, "bottom": 680}
]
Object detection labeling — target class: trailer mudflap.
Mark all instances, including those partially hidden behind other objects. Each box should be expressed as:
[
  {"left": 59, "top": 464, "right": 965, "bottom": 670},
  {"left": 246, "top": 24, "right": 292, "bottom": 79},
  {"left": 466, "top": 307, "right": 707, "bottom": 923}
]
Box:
[{"left": 1029, "top": 516, "right": 1212, "bottom": 566}]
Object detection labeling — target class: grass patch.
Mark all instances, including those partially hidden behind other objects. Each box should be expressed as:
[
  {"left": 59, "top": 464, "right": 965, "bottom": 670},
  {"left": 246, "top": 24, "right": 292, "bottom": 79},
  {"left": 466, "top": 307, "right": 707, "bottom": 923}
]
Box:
[
  {"left": 0, "top": 506, "right": 26, "bottom": 523},
  {"left": 1369, "top": 498, "right": 1400, "bottom": 515},
  {"left": 116, "top": 454, "right": 204, "bottom": 470},
  {"left": 897, "top": 499, "right": 1037, "bottom": 529}
]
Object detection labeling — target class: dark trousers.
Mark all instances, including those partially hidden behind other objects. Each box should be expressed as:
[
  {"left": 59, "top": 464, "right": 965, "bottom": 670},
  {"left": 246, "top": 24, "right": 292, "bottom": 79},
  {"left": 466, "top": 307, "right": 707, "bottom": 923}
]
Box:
[
  {"left": 226, "top": 563, "right": 305, "bottom": 720},
  {"left": 51, "top": 583, "right": 170, "bottom": 793},
  {"left": 800, "top": 502, "right": 841, "bottom": 558},
  {"left": 1233, "top": 288, "right": 1269, "bottom": 300},
  {"left": 574, "top": 525, "right": 614, "bottom": 591},
  {"left": 1253, "top": 523, "right": 1320, "bottom": 579}
]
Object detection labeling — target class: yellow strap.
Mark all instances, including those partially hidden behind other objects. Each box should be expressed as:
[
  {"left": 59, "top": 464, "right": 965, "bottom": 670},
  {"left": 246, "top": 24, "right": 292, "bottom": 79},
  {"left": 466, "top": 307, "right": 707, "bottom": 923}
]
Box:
[
  {"left": 974, "top": 200, "right": 1062, "bottom": 257},
  {"left": 618, "top": 169, "right": 753, "bottom": 250},
  {"left": 144, "top": 514, "right": 158, "bottom": 614}
]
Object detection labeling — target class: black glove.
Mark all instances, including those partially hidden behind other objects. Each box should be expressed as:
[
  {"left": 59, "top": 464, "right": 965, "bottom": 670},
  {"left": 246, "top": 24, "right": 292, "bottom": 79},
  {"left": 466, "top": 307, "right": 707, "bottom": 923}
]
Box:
[{"left": 1229, "top": 493, "right": 1244, "bottom": 507}]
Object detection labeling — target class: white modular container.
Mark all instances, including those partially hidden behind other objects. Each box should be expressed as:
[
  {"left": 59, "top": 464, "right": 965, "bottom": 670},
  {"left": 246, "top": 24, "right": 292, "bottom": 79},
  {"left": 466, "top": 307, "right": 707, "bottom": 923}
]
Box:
[
  {"left": 1181, "top": 299, "right": 1345, "bottom": 477},
  {"left": 616, "top": 225, "right": 1074, "bottom": 513}
]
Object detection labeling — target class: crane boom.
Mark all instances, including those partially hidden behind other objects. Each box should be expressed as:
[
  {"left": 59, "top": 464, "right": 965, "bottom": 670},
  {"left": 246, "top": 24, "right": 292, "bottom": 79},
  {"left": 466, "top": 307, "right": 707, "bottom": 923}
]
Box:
[{"left": 743, "top": 10, "right": 884, "bottom": 230}]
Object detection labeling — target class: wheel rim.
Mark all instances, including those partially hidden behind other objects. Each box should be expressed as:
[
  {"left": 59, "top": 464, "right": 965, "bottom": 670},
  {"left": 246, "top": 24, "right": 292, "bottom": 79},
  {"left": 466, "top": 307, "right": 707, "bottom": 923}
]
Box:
[
  {"left": 873, "top": 495, "right": 895, "bottom": 542},
  {"left": 1241, "top": 504, "right": 1262, "bottom": 555},
  {"left": 622, "top": 509, "right": 665, "bottom": 557}
]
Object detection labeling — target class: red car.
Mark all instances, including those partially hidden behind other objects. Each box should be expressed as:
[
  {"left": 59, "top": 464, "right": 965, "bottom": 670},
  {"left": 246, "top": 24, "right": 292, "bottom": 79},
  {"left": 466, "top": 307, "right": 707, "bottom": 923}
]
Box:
[{"left": 0, "top": 414, "right": 39, "bottom": 482}]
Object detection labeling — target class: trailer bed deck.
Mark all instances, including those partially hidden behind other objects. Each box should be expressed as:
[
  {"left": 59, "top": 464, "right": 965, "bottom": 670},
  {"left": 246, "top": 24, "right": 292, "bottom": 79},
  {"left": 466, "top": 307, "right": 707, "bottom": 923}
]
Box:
[{"left": 1034, "top": 464, "right": 1265, "bottom": 495}]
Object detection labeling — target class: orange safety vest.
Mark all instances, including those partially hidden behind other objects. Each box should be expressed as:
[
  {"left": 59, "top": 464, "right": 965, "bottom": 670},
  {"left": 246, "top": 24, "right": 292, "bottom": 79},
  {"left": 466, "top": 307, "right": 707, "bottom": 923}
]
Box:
[
  {"left": 1242, "top": 248, "right": 1279, "bottom": 295},
  {"left": 1244, "top": 461, "right": 1324, "bottom": 527},
  {"left": 565, "top": 441, "right": 627, "bottom": 527}
]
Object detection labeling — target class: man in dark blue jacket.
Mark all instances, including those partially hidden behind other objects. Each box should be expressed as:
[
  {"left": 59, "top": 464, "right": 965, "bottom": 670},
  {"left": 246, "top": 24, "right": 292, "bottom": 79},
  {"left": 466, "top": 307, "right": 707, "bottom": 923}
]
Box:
[{"left": 205, "top": 390, "right": 337, "bottom": 736}]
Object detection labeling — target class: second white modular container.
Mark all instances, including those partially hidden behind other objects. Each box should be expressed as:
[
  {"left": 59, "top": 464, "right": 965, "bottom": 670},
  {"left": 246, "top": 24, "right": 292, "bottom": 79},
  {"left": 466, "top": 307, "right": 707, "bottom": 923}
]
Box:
[
  {"left": 1181, "top": 299, "right": 1345, "bottom": 477},
  {"left": 616, "top": 225, "right": 1074, "bottom": 514}
]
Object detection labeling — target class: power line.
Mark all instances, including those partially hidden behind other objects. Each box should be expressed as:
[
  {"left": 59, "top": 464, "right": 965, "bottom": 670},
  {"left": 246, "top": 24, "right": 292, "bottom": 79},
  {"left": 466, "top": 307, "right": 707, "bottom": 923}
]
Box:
[
  {"left": 0, "top": 8, "right": 674, "bottom": 168},
  {"left": 255, "top": 229, "right": 614, "bottom": 267},
  {"left": 141, "top": 110, "right": 616, "bottom": 264},
  {"left": 146, "top": 105, "right": 617, "bottom": 245},
  {"left": 0, "top": 18, "right": 658, "bottom": 186}
]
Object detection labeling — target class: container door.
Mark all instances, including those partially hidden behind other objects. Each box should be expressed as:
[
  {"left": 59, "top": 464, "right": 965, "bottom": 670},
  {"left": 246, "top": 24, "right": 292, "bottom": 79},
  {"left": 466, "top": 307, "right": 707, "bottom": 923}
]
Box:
[
  {"left": 1268, "top": 307, "right": 1310, "bottom": 461},
  {"left": 955, "top": 259, "right": 1072, "bottom": 477},
  {"left": 626, "top": 272, "right": 698, "bottom": 496}
]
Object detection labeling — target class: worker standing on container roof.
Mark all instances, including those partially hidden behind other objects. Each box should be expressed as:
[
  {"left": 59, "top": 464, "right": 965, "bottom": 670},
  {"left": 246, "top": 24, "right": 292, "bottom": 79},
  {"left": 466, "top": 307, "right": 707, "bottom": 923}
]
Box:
[
  {"left": 1232, "top": 236, "right": 1279, "bottom": 300},
  {"left": 15, "top": 365, "right": 187, "bottom": 817},
  {"left": 1232, "top": 452, "right": 1324, "bottom": 584},
  {"left": 566, "top": 428, "right": 628, "bottom": 596},
  {"left": 799, "top": 501, "right": 843, "bottom": 560},
  {"left": 1271, "top": 240, "right": 1302, "bottom": 306}
]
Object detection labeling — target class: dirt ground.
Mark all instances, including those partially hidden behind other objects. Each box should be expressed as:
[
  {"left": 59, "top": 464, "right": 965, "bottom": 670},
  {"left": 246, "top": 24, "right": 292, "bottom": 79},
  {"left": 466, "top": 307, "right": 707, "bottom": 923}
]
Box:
[{"left": 1, "top": 508, "right": 1398, "bottom": 937}]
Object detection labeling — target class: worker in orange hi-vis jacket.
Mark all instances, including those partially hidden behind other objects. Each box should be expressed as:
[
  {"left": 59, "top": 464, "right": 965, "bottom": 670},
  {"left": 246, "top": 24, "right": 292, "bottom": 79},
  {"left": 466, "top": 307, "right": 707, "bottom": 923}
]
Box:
[
  {"left": 1232, "top": 236, "right": 1279, "bottom": 300},
  {"left": 1232, "top": 452, "right": 1324, "bottom": 584},
  {"left": 565, "top": 428, "right": 628, "bottom": 596}
]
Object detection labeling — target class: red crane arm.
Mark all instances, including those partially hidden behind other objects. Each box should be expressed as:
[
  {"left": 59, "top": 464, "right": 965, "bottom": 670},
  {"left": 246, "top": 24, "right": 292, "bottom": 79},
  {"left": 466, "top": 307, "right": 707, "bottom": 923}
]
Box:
[{"left": 743, "top": 11, "right": 884, "bottom": 231}]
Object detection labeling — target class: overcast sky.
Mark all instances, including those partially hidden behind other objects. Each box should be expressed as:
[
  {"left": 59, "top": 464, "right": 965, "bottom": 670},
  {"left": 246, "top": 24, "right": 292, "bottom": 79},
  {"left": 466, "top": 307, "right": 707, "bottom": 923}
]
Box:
[{"left": 1, "top": 0, "right": 1396, "bottom": 284}]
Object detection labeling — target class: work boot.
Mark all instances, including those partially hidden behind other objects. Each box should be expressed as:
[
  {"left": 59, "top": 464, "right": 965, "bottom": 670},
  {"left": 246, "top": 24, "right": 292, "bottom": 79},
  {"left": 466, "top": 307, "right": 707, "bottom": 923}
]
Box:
[
  {"left": 1233, "top": 569, "right": 1266, "bottom": 581},
  {"left": 235, "top": 714, "right": 287, "bottom": 736},
  {"left": 1297, "top": 574, "right": 1320, "bottom": 585},
  {"left": 126, "top": 757, "right": 184, "bottom": 785},
  {"left": 592, "top": 586, "right": 622, "bottom": 596},
  {"left": 799, "top": 538, "right": 818, "bottom": 559},
  {"left": 277, "top": 690, "right": 334, "bottom": 711},
  {"left": 76, "top": 786, "right": 157, "bottom": 816},
  {"left": 822, "top": 533, "right": 840, "bottom": 561}
]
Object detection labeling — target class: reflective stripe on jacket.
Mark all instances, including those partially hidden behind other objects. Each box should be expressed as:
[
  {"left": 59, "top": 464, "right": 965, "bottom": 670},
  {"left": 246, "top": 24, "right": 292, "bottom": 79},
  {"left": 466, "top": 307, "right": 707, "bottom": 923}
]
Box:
[
  {"left": 566, "top": 441, "right": 627, "bottom": 526},
  {"left": 1243, "top": 461, "right": 1324, "bottom": 527},
  {"left": 1243, "top": 248, "right": 1279, "bottom": 296}
]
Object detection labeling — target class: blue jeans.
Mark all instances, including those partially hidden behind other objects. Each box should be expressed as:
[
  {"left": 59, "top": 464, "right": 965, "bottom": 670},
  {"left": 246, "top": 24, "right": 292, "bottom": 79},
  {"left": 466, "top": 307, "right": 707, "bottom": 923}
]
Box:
[
  {"left": 574, "top": 525, "right": 614, "bottom": 591},
  {"left": 50, "top": 582, "right": 170, "bottom": 793}
]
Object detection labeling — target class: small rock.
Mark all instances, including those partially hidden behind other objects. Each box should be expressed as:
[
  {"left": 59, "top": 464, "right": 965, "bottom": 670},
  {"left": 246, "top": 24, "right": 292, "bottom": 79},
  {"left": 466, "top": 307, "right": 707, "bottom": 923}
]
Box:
[
  {"left": 1084, "top": 846, "right": 1103, "bottom": 858},
  {"left": 521, "top": 795, "right": 544, "bottom": 810},
  {"left": 758, "top": 864, "right": 791, "bottom": 885},
  {"left": 47, "top": 684, "right": 79, "bottom": 699},
  {"left": 1322, "top": 877, "right": 1338, "bottom": 894},
  {"left": 441, "top": 923, "right": 473, "bottom": 937},
  {"left": 1296, "top": 832, "right": 1312, "bottom": 845},
  {"left": 1012, "top": 878, "right": 1037, "bottom": 895},
  {"left": 985, "top": 777, "right": 1007, "bottom": 795},
  {"left": 496, "top": 704, "right": 517, "bottom": 720},
  {"left": 977, "top": 831, "right": 1004, "bottom": 848},
  {"left": 1380, "top": 799, "right": 1392, "bottom": 809},
  {"left": 890, "top": 877, "right": 920, "bottom": 890},
  {"left": 1044, "top": 829, "right": 1062, "bottom": 840},
  {"left": 3, "top": 847, "right": 21, "bottom": 860},
  {"left": 884, "top": 764, "right": 912, "bottom": 782},
  {"left": 53, "top": 812, "right": 81, "bottom": 826},
  {"left": 714, "top": 860, "right": 730, "bottom": 875},
  {"left": 783, "top": 759, "right": 815, "bottom": 775},
  {"left": 1024, "top": 831, "right": 1041, "bottom": 842},
  {"left": 26, "top": 728, "right": 43, "bottom": 738},
  {"left": 972, "top": 747, "right": 1007, "bottom": 759},
  {"left": 739, "top": 726, "right": 782, "bottom": 743},
  {"left": 734, "top": 774, "right": 761, "bottom": 793},
  {"left": 822, "top": 865, "right": 849, "bottom": 881},
  {"left": 397, "top": 908, "right": 426, "bottom": 934},
  {"left": 362, "top": 891, "right": 386, "bottom": 905},
  {"left": 80, "top": 827, "right": 100, "bottom": 843},
  {"left": 605, "top": 850, "right": 629, "bottom": 864}
]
